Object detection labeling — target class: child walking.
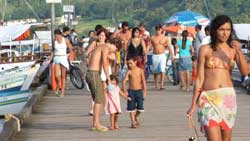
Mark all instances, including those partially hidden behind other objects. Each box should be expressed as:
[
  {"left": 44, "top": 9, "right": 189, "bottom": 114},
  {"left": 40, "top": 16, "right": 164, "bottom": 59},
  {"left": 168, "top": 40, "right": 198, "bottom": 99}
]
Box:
[
  {"left": 122, "top": 57, "right": 147, "bottom": 128},
  {"left": 106, "top": 75, "right": 131, "bottom": 130}
]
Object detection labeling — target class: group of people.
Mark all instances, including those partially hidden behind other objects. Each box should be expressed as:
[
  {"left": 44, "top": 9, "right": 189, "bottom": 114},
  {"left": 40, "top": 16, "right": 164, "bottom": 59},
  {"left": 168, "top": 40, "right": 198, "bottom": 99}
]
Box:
[{"left": 48, "top": 15, "right": 249, "bottom": 141}]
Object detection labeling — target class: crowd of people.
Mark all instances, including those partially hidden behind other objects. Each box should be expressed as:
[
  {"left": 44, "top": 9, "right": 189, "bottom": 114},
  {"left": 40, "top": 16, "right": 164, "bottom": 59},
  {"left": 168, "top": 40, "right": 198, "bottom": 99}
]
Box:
[{"left": 48, "top": 15, "right": 249, "bottom": 140}]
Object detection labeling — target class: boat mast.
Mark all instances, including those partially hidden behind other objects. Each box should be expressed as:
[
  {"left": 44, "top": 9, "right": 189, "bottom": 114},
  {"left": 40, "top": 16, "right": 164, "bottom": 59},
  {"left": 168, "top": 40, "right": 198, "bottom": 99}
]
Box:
[
  {"left": 0, "top": 0, "right": 7, "bottom": 24},
  {"left": 24, "top": 0, "right": 40, "bottom": 22},
  {"left": 204, "top": 0, "right": 211, "bottom": 19}
]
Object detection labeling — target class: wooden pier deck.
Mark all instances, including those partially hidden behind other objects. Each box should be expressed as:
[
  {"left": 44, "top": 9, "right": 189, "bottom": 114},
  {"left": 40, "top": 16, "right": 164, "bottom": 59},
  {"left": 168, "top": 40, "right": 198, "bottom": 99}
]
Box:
[{"left": 13, "top": 80, "right": 250, "bottom": 141}]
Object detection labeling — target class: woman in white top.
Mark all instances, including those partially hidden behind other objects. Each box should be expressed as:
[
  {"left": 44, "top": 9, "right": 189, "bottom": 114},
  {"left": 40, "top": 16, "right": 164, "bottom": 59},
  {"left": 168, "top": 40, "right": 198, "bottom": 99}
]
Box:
[{"left": 49, "top": 29, "right": 73, "bottom": 97}]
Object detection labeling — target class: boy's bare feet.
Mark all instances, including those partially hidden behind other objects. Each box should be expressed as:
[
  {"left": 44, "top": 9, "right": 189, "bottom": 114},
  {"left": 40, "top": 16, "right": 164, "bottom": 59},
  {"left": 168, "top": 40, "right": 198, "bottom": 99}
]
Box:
[
  {"left": 135, "top": 111, "right": 141, "bottom": 126},
  {"left": 131, "top": 122, "right": 137, "bottom": 128}
]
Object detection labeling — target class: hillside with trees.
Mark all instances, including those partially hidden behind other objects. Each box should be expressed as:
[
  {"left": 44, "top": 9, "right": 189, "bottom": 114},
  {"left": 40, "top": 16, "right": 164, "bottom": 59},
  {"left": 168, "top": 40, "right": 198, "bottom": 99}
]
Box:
[{"left": 1, "top": 0, "right": 250, "bottom": 32}]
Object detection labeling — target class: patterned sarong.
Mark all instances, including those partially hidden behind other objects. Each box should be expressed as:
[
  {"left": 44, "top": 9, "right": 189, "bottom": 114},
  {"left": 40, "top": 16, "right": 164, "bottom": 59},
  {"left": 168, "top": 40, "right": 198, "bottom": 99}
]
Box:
[{"left": 197, "top": 87, "right": 237, "bottom": 132}]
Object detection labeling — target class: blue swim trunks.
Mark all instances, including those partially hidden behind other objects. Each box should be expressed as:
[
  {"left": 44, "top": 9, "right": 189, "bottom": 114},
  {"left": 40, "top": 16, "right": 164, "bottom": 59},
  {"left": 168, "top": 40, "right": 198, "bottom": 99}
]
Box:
[{"left": 127, "top": 89, "right": 144, "bottom": 112}]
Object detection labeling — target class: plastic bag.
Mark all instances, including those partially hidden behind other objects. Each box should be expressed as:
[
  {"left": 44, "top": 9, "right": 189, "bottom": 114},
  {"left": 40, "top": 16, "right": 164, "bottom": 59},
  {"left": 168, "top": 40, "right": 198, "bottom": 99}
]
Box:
[
  {"left": 146, "top": 65, "right": 150, "bottom": 80},
  {"left": 120, "top": 65, "right": 127, "bottom": 81}
]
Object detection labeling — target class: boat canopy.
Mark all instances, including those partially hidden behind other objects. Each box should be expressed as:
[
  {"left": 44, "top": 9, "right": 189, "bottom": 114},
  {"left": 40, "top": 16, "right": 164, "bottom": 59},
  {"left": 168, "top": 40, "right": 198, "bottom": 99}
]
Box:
[{"left": 0, "top": 23, "right": 44, "bottom": 42}]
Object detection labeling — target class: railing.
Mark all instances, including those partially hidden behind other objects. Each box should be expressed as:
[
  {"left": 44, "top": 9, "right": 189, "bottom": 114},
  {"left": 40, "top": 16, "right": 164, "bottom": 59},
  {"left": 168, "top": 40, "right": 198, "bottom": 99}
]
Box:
[{"left": 0, "top": 55, "right": 41, "bottom": 64}]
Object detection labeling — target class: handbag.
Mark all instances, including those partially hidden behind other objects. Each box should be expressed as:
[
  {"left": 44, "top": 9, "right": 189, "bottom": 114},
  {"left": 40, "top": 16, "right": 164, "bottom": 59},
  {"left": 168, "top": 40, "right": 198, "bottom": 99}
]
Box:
[{"left": 188, "top": 117, "right": 199, "bottom": 141}]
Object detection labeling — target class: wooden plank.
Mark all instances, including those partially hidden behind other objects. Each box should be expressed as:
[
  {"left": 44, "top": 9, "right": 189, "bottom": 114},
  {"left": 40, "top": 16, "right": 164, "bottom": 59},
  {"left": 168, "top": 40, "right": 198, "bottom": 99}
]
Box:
[{"left": 13, "top": 82, "right": 250, "bottom": 141}]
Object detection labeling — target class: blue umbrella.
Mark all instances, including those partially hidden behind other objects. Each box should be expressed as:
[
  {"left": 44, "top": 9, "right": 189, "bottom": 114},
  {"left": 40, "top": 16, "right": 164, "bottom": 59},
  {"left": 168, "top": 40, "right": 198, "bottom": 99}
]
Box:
[{"left": 166, "top": 10, "right": 210, "bottom": 26}]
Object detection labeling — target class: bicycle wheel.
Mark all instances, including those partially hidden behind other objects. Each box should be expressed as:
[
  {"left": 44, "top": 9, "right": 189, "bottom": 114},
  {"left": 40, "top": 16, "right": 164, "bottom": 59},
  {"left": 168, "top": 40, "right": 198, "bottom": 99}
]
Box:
[
  {"left": 70, "top": 66, "right": 84, "bottom": 89},
  {"left": 166, "top": 67, "right": 174, "bottom": 83}
]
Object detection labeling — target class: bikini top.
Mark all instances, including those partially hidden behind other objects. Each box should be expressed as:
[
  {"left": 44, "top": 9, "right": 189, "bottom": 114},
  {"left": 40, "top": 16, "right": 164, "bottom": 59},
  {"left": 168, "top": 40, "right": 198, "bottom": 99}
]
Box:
[
  {"left": 127, "top": 39, "right": 143, "bottom": 57},
  {"left": 205, "top": 51, "right": 235, "bottom": 70}
]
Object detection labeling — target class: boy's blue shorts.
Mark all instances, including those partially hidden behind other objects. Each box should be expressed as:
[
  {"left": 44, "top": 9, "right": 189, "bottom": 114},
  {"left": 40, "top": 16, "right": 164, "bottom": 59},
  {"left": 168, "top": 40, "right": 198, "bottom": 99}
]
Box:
[{"left": 127, "top": 89, "right": 144, "bottom": 112}]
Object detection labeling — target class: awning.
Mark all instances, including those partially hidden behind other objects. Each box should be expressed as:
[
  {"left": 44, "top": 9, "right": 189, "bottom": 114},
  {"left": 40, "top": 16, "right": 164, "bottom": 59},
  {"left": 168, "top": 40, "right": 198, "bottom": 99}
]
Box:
[
  {"left": 0, "top": 23, "right": 43, "bottom": 42},
  {"left": 35, "top": 31, "right": 51, "bottom": 45},
  {"left": 35, "top": 31, "right": 51, "bottom": 40}
]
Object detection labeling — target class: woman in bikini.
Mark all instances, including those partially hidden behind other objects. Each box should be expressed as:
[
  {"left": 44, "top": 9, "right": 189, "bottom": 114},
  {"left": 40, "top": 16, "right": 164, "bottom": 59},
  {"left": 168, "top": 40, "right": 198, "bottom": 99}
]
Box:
[{"left": 186, "top": 15, "right": 248, "bottom": 141}]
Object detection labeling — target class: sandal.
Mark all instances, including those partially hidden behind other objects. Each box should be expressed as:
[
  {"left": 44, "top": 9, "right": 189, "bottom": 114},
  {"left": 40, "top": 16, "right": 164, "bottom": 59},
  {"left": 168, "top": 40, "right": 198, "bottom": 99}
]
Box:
[
  {"left": 131, "top": 123, "right": 137, "bottom": 128},
  {"left": 180, "top": 85, "right": 185, "bottom": 91},
  {"left": 114, "top": 125, "right": 120, "bottom": 130},
  {"left": 92, "top": 125, "right": 108, "bottom": 132},
  {"left": 55, "top": 89, "right": 60, "bottom": 96},
  {"left": 160, "top": 87, "right": 165, "bottom": 90},
  {"left": 59, "top": 94, "right": 65, "bottom": 98},
  {"left": 109, "top": 126, "right": 115, "bottom": 130}
]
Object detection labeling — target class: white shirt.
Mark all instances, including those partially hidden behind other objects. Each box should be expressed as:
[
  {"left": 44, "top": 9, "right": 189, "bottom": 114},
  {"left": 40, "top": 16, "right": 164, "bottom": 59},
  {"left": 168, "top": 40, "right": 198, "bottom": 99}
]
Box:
[
  {"left": 201, "top": 36, "right": 211, "bottom": 45},
  {"left": 54, "top": 38, "right": 67, "bottom": 56},
  {"left": 82, "top": 37, "right": 90, "bottom": 48}
]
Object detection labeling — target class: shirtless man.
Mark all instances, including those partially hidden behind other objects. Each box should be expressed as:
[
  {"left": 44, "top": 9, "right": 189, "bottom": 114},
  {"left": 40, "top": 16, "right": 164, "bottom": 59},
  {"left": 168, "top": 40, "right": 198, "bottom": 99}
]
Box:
[
  {"left": 86, "top": 38, "right": 121, "bottom": 132},
  {"left": 150, "top": 24, "right": 174, "bottom": 90},
  {"left": 115, "top": 21, "right": 132, "bottom": 66}
]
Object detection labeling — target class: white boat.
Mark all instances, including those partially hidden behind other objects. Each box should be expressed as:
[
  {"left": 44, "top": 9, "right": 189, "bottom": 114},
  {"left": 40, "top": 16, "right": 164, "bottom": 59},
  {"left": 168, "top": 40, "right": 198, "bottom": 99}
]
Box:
[
  {"left": 0, "top": 63, "right": 40, "bottom": 115},
  {"left": 0, "top": 60, "right": 36, "bottom": 73},
  {"left": 0, "top": 91, "right": 30, "bottom": 115}
]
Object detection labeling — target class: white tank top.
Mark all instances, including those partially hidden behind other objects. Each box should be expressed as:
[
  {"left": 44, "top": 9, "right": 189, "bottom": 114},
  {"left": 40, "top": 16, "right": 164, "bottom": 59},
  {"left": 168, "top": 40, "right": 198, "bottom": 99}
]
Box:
[{"left": 54, "top": 38, "right": 67, "bottom": 56}]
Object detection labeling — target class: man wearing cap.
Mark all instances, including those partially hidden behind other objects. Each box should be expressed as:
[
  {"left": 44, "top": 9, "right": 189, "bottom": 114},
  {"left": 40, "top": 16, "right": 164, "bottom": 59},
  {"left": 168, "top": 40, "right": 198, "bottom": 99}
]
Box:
[{"left": 150, "top": 24, "right": 174, "bottom": 90}]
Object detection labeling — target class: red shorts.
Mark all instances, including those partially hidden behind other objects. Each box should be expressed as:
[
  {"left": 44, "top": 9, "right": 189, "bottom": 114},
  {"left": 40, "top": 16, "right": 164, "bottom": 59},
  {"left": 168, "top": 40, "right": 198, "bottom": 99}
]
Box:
[{"left": 204, "top": 120, "right": 231, "bottom": 131}]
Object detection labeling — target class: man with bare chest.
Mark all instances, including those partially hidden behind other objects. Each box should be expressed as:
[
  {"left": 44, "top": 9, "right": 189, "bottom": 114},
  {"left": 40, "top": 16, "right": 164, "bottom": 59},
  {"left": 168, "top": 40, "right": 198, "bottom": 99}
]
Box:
[
  {"left": 150, "top": 24, "right": 173, "bottom": 90},
  {"left": 86, "top": 38, "right": 121, "bottom": 132},
  {"left": 115, "top": 21, "right": 132, "bottom": 67}
]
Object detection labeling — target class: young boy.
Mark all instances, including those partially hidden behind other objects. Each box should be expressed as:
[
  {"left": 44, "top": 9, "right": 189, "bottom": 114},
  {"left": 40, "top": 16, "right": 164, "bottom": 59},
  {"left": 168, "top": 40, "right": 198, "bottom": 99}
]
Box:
[{"left": 122, "top": 57, "right": 147, "bottom": 128}]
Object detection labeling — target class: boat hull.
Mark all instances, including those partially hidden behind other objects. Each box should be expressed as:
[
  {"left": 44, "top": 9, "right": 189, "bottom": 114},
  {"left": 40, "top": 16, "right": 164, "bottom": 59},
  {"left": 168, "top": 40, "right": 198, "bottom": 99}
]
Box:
[{"left": 0, "top": 91, "right": 30, "bottom": 115}]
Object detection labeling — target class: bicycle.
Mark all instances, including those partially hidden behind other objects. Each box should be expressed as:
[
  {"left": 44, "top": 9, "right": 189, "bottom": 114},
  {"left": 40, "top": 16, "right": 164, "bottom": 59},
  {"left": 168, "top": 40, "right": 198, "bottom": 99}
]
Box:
[{"left": 68, "top": 60, "right": 84, "bottom": 89}]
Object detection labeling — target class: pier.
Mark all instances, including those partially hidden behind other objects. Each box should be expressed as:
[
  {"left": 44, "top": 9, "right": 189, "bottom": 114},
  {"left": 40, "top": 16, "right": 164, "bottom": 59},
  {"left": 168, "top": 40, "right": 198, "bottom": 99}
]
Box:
[{"left": 0, "top": 79, "right": 249, "bottom": 141}]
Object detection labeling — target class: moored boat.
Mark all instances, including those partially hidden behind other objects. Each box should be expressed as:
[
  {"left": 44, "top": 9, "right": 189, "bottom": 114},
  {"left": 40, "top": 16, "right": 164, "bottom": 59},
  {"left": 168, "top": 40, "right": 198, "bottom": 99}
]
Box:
[{"left": 0, "top": 63, "right": 40, "bottom": 115}]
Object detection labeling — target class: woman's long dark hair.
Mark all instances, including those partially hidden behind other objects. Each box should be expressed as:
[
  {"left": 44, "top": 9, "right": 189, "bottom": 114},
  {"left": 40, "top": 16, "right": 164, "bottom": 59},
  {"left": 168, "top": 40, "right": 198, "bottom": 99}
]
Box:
[
  {"left": 210, "top": 15, "right": 238, "bottom": 51},
  {"left": 132, "top": 27, "right": 140, "bottom": 38},
  {"left": 181, "top": 30, "right": 188, "bottom": 49}
]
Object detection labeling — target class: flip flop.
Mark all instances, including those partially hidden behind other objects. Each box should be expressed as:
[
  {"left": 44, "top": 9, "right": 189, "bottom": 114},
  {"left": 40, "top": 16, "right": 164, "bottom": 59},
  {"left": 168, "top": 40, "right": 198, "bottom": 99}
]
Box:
[
  {"left": 109, "top": 126, "right": 115, "bottom": 130},
  {"left": 55, "top": 89, "right": 60, "bottom": 96},
  {"left": 92, "top": 126, "right": 108, "bottom": 132},
  {"left": 131, "top": 123, "right": 137, "bottom": 128},
  {"left": 160, "top": 87, "right": 165, "bottom": 90}
]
